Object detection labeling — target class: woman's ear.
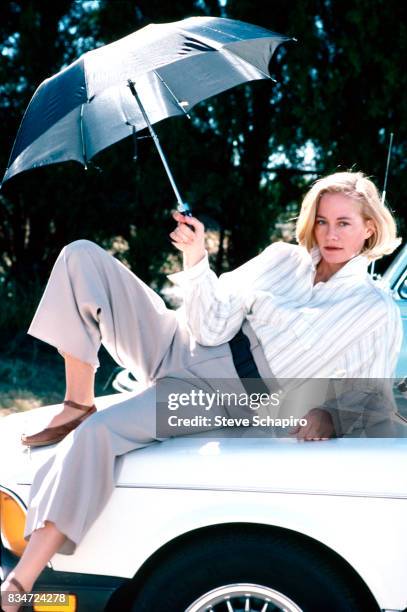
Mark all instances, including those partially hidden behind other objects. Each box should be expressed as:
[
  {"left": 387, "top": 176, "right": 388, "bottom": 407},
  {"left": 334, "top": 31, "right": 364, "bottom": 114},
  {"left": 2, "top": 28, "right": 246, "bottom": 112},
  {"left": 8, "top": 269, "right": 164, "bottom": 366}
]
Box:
[{"left": 365, "top": 219, "right": 375, "bottom": 238}]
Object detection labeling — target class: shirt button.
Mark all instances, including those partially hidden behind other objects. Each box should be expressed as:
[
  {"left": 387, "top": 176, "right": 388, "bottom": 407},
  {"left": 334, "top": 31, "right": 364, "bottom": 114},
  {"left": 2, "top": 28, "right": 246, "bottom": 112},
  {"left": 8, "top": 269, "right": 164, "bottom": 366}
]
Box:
[{"left": 333, "top": 369, "right": 347, "bottom": 378}]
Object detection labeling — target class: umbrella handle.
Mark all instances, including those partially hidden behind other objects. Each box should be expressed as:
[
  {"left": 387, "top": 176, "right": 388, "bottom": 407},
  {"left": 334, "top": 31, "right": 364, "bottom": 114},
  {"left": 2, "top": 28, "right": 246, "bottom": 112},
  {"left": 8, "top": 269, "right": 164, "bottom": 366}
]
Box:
[{"left": 127, "top": 79, "right": 192, "bottom": 216}]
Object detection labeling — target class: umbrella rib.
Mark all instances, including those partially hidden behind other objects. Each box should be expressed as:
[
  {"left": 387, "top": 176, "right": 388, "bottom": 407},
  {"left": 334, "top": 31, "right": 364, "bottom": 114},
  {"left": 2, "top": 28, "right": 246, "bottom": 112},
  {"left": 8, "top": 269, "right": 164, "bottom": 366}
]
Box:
[
  {"left": 153, "top": 70, "right": 191, "bottom": 118},
  {"left": 220, "top": 46, "right": 277, "bottom": 82},
  {"left": 179, "top": 24, "right": 242, "bottom": 44},
  {"left": 80, "top": 103, "right": 88, "bottom": 168}
]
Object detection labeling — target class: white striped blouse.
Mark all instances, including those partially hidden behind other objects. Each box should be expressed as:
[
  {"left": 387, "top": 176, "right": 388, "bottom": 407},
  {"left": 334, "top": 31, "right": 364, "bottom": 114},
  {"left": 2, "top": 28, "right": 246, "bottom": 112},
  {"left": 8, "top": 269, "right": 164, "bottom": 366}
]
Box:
[{"left": 168, "top": 242, "right": 403, "bottom": 380}]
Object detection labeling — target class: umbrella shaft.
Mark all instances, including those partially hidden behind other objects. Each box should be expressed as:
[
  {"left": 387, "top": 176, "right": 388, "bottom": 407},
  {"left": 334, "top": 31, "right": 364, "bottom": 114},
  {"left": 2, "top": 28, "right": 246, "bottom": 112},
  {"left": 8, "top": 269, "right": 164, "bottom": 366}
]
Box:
[{"left": 128, "top": 80, "right": 190, "bottom": 214}]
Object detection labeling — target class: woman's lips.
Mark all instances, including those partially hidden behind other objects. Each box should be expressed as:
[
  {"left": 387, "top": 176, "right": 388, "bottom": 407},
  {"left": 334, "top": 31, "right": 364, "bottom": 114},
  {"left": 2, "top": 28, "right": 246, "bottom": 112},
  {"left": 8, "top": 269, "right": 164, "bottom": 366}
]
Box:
[{"left": 324, "top": 246, "right": 342, "bottom": 250}]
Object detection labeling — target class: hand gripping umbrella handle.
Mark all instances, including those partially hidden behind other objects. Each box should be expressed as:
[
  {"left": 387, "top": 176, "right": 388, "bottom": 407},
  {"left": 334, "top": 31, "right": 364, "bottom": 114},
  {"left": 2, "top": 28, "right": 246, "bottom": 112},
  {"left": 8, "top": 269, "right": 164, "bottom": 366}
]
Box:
[{"left": 127, "top": 79, "right": 192, "bottom": 216}]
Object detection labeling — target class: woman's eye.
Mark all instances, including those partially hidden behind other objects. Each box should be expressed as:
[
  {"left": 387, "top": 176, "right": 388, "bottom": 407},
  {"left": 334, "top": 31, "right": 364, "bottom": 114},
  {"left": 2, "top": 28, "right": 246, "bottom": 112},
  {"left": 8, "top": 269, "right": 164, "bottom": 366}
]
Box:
[{"left": 315, "top": 220, "right": 350, "bottom": 228}]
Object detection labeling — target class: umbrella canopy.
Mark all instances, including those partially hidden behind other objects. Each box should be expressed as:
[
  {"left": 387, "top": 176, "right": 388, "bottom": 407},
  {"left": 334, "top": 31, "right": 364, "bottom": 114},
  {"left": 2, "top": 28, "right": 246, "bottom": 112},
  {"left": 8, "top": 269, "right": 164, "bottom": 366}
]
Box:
[{"left": 2, "top": 16, "right": 292, "bottom": 186}]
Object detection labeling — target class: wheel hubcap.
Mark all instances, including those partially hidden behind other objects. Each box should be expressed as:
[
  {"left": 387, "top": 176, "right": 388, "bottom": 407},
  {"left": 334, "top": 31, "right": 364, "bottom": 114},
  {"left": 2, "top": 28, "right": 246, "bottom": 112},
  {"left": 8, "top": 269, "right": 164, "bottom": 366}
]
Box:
[{"left": 185, "top": 582, "right": 303, "bottom": 611}]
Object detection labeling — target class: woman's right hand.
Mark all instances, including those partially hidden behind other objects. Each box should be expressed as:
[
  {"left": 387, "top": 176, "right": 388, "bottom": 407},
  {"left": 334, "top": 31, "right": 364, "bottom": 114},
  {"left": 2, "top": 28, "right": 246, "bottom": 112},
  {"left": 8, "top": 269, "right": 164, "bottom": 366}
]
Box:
[{"left": 170, "top": 211, "right": 206, "bottom": 269}]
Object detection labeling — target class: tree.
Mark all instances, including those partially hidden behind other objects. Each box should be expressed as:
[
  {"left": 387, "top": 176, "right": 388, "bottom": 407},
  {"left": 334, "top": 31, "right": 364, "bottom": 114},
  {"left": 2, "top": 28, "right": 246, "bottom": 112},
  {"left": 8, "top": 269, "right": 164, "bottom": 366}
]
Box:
[{"left": 1, "top": 0, "right": 405, "bottom": 321}]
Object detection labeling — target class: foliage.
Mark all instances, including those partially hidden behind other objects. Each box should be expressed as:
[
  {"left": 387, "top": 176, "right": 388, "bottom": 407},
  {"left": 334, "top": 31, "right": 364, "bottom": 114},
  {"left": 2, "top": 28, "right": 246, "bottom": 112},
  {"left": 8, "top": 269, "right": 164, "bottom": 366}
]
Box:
[{"left": 0, "top": 0, "right": 405, "bottom": 341}]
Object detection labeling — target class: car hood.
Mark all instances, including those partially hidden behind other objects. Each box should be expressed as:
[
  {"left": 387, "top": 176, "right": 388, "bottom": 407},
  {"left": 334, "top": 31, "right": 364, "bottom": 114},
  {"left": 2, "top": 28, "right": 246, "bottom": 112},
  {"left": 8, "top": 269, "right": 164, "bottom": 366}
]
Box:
[{"left": 1, "top": 394, "right": 406, "bottom": 499}]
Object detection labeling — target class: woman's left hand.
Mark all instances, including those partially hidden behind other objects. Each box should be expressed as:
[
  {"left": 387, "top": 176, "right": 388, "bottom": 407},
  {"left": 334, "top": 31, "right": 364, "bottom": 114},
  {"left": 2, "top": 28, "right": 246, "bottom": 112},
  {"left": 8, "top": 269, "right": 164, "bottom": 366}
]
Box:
[
  {"left": 290, "top": 408, "right": 335, "bottom": 441},
  {"left": 169, "top": 211, "right": 206, "bottom": 269}
]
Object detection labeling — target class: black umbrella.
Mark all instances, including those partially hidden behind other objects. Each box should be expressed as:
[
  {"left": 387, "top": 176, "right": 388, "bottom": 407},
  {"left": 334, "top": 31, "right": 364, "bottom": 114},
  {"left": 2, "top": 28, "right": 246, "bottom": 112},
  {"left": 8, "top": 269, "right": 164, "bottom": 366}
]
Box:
[{"left": 2, "top": 16, "right": 293, "bottom": 213}]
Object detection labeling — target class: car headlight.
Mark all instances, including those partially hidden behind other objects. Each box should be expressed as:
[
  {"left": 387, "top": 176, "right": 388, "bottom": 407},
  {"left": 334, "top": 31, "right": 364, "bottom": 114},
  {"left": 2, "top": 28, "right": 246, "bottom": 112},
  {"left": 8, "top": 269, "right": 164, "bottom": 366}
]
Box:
[
  {"left": 32, "top": 595, "right": 77, "bottom": 612},
  {"left": 0, "top": 487, "right": 27, "bottom": 557},
  {"left": 1, "top": 487, "right": 78, "bottom": 611}
]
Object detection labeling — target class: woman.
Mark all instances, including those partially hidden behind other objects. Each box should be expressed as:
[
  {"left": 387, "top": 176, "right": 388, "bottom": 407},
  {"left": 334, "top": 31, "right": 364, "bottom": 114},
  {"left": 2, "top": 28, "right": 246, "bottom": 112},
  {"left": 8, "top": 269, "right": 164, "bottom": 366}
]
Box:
[{"left": 1, "top": 171, "right": 402, "bottom": 609}]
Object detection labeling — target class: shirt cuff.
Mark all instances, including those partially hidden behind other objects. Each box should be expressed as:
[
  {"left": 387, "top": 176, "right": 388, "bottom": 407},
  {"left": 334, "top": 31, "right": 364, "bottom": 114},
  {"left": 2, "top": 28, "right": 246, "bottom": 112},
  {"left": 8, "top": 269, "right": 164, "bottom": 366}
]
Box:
[{"left": 167, "top": 251, "right": 210, "bottom": 286}]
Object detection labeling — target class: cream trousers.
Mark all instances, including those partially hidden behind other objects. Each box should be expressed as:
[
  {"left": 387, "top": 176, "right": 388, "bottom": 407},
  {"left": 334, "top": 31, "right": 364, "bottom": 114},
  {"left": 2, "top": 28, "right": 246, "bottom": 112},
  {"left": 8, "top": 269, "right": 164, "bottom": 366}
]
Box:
[{"left": 24, "top": 240, "right": 272, "bottom": 554}]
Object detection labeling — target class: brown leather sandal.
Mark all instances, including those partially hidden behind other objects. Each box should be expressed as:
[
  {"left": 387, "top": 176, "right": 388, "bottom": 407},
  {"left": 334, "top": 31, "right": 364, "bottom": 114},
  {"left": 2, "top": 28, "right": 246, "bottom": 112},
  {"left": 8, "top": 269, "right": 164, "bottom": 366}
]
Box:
[
  {"left": 21, "top": 400, "right": 97, "bottom": 448},
  {"left": 1, "top": 575, "right": 27, "bottom": 611}
]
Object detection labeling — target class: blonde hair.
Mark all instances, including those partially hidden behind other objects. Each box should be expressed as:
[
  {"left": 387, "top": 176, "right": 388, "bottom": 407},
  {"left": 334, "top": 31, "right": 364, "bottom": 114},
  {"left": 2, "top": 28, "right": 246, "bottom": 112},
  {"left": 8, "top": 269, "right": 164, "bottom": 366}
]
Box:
[{"left": 296, "top": 171, "right": 401, "bottom": 261}]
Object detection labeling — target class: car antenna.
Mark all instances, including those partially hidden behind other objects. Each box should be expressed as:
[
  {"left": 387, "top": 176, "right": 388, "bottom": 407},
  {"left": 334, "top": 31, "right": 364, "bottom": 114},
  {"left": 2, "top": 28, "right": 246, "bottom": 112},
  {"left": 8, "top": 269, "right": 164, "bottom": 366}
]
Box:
[{"left": 370, "top": 131, "right": 394, "bottom": 278}]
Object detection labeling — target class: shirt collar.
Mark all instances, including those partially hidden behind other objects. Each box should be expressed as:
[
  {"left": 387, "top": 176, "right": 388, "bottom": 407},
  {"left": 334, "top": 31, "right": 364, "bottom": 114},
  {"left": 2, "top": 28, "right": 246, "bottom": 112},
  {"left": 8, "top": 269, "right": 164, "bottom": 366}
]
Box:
[{"left": 310, "top": 246, "right": 370, "bottom": 282}]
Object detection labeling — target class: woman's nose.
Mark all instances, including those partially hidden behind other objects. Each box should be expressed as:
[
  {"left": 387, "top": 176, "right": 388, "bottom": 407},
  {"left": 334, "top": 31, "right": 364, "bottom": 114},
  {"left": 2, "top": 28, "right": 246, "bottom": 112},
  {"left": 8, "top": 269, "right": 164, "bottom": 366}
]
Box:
[{"left": 326, "top": 226, "right": 339, "bottom": 240}]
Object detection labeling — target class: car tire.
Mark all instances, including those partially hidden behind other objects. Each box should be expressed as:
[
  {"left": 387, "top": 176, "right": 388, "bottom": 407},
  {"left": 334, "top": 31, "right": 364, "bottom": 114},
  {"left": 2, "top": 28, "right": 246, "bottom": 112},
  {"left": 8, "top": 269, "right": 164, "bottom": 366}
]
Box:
[{"left": 128, "top": 526, "right": 378, "bottom": 612}]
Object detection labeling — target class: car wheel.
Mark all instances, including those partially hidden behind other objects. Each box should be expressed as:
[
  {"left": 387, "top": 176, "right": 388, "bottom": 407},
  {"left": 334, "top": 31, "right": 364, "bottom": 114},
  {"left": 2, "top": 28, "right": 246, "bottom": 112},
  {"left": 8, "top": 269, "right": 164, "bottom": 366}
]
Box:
[{"left": 129, "top": 527, "right": 378, "bottom": 612}]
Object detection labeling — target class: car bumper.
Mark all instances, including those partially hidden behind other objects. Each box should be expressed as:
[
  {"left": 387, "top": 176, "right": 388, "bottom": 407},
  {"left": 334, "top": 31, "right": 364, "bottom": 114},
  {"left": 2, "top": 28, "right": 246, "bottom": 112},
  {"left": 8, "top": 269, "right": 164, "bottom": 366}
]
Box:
[{"left": 1, "top": 545, "right": 131, "bottom": 612}]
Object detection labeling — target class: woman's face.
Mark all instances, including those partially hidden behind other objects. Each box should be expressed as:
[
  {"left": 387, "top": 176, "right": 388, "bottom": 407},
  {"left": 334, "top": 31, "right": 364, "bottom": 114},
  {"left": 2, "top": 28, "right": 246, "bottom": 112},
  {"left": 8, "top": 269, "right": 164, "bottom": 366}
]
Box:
[{"left": 314, "top": 193, "right": 374, "bottom": 265}]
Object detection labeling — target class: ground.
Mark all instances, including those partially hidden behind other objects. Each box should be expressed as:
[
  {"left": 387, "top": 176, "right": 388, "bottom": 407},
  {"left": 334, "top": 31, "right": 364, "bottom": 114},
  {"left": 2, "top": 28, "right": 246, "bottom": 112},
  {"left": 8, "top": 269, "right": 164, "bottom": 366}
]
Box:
[{"left": 0, "top": 341, "right": 120, "bottom": 417}]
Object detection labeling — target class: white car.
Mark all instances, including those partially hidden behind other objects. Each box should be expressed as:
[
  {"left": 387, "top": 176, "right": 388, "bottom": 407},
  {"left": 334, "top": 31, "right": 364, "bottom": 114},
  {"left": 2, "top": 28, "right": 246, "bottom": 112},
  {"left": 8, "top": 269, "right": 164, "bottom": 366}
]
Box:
[
  {"left": 381, "top": 244, "right": 407, "bottom": 377},
  {"left": 1, "top": 247, "right": 407, "bottom": 612}
]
